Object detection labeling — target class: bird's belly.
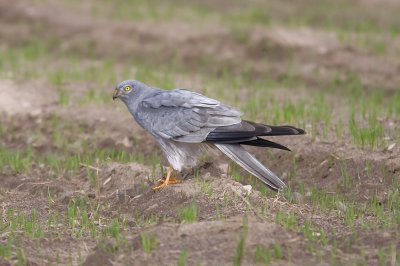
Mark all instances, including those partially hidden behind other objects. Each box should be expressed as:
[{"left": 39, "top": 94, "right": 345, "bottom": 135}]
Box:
[{"left": 157, "top": 138, "right": 204, "bottom": 171}]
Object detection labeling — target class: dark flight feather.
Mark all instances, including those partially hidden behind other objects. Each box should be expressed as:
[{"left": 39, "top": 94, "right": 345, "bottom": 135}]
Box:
[
  {"left": 206, "top": 121, "right": 305, "bottom": 147},
  {"left": 239, "top": 138, "right": 291, "bottom": 151}
]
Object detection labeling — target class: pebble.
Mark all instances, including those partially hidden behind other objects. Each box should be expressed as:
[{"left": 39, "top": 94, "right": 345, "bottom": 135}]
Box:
[
  {"left": 336, "top": 201, "right": 347, "bottom": 212},
  {"left": 242, "top": 185, "right": 252, "bottom": 196},
  {"left": 387, "top": 143, "right": 396, "bottom": 151},
  {"left": 218, "top": 163, "right": 229, "bottom": 174}
]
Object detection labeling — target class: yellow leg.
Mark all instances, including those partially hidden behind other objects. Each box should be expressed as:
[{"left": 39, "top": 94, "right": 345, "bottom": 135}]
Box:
[{"left": 152, "top": 167, "right": 180, "bottom": 191}]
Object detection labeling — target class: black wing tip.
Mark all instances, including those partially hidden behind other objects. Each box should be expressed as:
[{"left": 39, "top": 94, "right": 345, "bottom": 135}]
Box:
[
  {"left": 240, "top": 138, "right": 291, "bottom": 151},
  {"left": 263, "top": 124, "right": 306, "bottom": 136},
  {"left": 263, "top": 177, "right": 286, "bottom": 192},
  {"left": 272, "top": 185, "right": 285, "bottom": 192},
  {"left": 294, "top": 127, "right": 306, "bottom": 135},
  {"left": 267, "top": 183, "right": 283, "bottom": 192},
  {"left": 206, "top": 122, "right": 306, "bottom": 143},
  {"left": 269, "top": 186, "right": 279, "bottom": 192},
  {"left": 276, "top": 125, "right": 306, "bottom": 135}
]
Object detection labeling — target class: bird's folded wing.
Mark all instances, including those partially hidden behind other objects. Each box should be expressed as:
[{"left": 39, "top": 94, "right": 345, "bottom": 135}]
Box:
[
  {"left": 137, "top": 89, "right": 242, "bottom": 142},
  {"left": 142, "top": 89, "right": 220, "bottom": 109}
]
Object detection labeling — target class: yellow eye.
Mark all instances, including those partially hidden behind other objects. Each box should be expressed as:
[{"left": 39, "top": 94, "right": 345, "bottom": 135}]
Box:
[{"left": 123, "top": 85, "right": 132, "bottom": 92}]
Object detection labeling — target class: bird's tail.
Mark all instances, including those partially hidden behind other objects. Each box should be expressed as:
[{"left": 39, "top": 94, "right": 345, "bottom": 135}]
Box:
[{"left": 215, "top": 144, "right": 285, "bottom": 191}]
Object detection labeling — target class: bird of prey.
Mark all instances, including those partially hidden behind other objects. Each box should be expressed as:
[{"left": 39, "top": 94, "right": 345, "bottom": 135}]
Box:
[{"left": 113, "top": 80, "right": 305, "bottom": 191}]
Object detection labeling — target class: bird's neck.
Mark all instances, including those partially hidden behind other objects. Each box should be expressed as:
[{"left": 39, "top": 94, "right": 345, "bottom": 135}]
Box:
[{"left": 125, "top": 87, "right": 161, "bottom": 117}]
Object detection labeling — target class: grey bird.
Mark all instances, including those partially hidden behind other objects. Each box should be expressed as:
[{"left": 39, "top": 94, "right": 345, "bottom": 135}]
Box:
[{"left": 113, "top": 80, "right": 305, "bottom": 191}]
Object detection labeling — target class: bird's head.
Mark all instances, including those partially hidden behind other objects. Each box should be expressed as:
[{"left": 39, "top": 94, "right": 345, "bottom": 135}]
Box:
[{"left": 112, "top": 80, "right": 139, "bottom": 102}]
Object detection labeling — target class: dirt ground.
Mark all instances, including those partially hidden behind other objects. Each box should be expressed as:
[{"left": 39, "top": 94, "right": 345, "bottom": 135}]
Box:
[{"left": 0, "top": 0, "right": 399, "bottom": 265}]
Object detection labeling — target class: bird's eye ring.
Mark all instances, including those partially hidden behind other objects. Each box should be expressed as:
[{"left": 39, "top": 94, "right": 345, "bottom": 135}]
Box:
[{"left": 123, "top": 85, "right": 132, "bottom": 92}]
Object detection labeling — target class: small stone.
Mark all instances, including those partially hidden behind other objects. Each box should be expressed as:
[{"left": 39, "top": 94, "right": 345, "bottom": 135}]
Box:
[
  {"left": 116, "top": 136, "right": 132, "bottom": 148},
  {"left": 337, "top": 201, "right": 347, "bottom": 212},
  {"left": 312, "top": 232, "right": 321, "bottom": 237},
  {"left": 387, "top": 143, "right": 396, "bottom": 151},
  {"left": 218, "top": 163, "right": 229, "bottom": 174},
  {"left": 242, "top": 185, "right": 252, "bottom": 196}
]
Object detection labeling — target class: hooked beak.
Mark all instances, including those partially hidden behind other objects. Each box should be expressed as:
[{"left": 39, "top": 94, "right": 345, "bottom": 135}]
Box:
[{"left": 112, "top": 88, "right": 121, "bottom": 101}]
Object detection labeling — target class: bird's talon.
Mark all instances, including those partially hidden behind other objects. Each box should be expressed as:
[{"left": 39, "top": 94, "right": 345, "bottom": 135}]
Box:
[
  {"left": 152, "top": 167, "right": 180, "bottom": 191},
  {"left": 156, "top": 177, "right": 179, "bottom": 184},
  {"left": 152, "top": 183, "right": 167, "bottom": 191},
  {"left": 168, "top": 177, "right": 180, "bottom": 184}
]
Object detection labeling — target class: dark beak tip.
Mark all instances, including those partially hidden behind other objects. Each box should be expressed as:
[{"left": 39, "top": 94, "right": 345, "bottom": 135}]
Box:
[{"left": 113, "top": 88, "right": 120, "bottom": 101}]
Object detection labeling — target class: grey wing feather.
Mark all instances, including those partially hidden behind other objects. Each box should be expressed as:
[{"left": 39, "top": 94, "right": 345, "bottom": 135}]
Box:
[
  {"left": 138, "top": 89, "right": 242, "bottom": 142},
  {"left": 142, "top": 89, "right": 220, "bottom": 108},
  {"left": 215, "top": 143, "right": 286, "bottom": 191}
]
